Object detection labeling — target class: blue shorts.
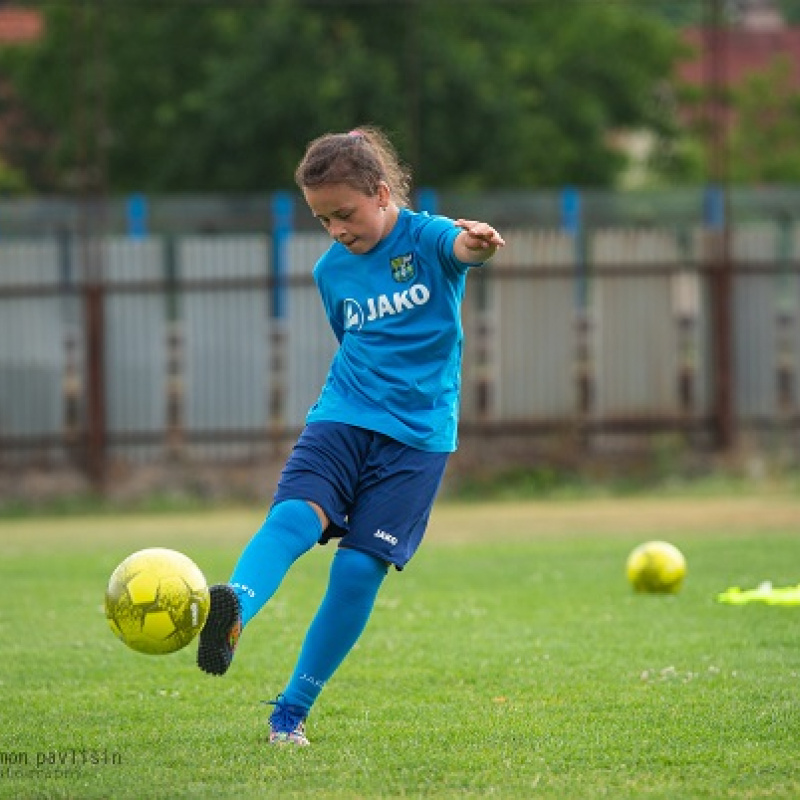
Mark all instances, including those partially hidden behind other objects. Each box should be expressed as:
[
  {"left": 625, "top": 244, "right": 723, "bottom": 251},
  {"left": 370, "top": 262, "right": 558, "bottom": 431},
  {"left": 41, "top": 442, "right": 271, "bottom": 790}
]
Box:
[{"left": 272, "top": 421, "right": 449, "bottom": 570}]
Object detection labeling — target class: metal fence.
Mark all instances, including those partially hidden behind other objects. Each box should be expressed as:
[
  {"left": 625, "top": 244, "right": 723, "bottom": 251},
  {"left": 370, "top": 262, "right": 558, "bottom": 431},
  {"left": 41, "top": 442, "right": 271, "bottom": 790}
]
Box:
[{"left": 1, "top": 189, "right": 799, "bottom": 483}]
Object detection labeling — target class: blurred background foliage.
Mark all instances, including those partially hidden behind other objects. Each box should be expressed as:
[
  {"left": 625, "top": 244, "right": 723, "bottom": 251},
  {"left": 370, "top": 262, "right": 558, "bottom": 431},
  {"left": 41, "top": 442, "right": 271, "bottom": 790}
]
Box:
[{"left": 1, "top": 0, "right": 800, "bottom": 194}]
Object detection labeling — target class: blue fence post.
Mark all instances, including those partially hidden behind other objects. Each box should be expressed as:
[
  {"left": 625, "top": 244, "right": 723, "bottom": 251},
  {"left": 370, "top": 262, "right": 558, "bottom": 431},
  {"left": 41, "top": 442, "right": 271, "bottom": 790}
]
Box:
[
  {"left": 126, "top": 194, "right": 149, "bottom": 239},
  {"left": 562, "top": 186, "right": 592, "bottom": 418},
  {"left": 269, "top": 192, "right": 293, "bottom": 433},
  {"left": 561, "top": 186, "right": 586, "bottom": 307},
  {"left": 561, "top": 186, "right": 581, "bottom": 237},
  {"left": 417, "top": 187, "right": 439, "bottom": 215},
  {"left": 703, "top": 184, "right": 725, "bottom": 230},
  {"left": 271, "top": 192, "right": 293, "bottom": 319}
]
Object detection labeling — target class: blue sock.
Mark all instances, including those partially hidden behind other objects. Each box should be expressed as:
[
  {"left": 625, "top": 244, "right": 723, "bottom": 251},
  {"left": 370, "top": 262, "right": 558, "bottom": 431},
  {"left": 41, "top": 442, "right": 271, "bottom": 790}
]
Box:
[
  {"left": 229, "top": 499, "right": 322, "bottom": 626},
  {"left": 281, "top": 548, "right": 388, "bottom": 714}
]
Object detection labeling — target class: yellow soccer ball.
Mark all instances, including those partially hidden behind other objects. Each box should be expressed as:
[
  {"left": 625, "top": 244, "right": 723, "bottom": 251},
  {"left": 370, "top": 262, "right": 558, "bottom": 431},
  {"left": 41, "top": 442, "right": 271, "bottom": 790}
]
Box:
[
  {"left": 626, "top": 540, "right": 687, "bottom": 594},
  {"left": 105, "top": 548, "right": 210, "bottom": 655}
]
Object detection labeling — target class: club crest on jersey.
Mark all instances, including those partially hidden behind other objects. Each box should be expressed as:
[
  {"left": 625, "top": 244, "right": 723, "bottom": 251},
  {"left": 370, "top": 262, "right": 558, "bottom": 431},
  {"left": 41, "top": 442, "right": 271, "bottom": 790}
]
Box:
[{"left": 390, "top": 253, "right": 415, "bottom": 283}]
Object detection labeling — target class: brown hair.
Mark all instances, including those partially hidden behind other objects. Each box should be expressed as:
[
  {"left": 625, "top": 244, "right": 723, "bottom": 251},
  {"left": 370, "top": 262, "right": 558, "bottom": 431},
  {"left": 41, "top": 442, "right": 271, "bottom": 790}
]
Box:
[{"left": 294, "top": 125, "right": 412, "bottom": 208}]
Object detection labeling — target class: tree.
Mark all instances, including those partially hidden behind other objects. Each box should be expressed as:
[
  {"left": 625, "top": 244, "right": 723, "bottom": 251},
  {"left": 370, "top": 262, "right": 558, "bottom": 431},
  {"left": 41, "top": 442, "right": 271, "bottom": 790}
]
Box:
[
  {"left": 729, "top": 57, "right": 800, "bottom": 182},
  {"left": 0, "top": 0, "right": 683, "bottom": 193}
]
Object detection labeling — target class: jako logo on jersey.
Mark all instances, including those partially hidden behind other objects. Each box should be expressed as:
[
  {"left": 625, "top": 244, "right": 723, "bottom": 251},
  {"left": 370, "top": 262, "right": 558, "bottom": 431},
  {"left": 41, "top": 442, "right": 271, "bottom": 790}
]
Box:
[
  {"left": 390, "top": 253, "right": 415, "bottom": 282},
  {"left": 374, "top": 529, "right": 398, "bottom": 546},
  {"left": 343, "top": 298, "right": 365, "bottom": 331},
  {"left": 343, "top": 284, "right": 431, "bottom": 332}
]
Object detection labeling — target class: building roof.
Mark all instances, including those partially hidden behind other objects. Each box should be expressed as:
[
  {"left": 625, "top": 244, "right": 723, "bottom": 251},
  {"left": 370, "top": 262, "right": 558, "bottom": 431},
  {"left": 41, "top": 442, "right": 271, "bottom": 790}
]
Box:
[
  {"left": 677, "top": 26, "right": 800, "bottom": 90},
  {"left": 677, "top": 0, "right": 800, "bottom": 92},
  {"left": 0, "top": 8, "right": 43, "bottom": 44}
]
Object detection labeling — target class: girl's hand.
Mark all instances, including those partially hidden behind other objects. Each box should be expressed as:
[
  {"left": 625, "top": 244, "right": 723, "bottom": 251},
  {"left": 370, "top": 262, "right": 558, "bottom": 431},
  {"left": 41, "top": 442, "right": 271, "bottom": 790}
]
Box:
[
  {"left": 454, "top": 219, "right": 505, "bottom": 262},
  {"left": 456, "top": 219, "right": 505, "bottom": 249}
]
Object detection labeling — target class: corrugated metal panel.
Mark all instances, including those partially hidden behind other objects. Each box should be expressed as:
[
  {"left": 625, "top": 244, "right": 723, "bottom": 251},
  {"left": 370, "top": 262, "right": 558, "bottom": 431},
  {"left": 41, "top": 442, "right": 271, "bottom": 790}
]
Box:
[
  {"left": 791, "top": 228, "right": 800, "bottom": 415},
  {"left": 493, "top": 230, "right": 577, "bottom": 418},
  {"left": 592, "top": 230, "right": 682, "bottom": 415},
  {"left": 460, "top": 274, "right": 492, "bottom": 422},
  {"left": 685, "top": 228, "right": 712, "bottom": 416},
  {"left": 103, "top": 238, "right": 167, "bottom": 461},
  {"left": 0, "top": 241, "right": 65, "bottom": 449},
  {"left": 731, "top": 224, "right": 779, "bottom": 418},
  {"left": 0, "top": 239, "right": 62, "bottom": 286},
  {"left": 285, "top": 233, "right": 335, "bottom": 427},
  {"left": 178, "top": 236, "right": 270, "bottom": 457}
]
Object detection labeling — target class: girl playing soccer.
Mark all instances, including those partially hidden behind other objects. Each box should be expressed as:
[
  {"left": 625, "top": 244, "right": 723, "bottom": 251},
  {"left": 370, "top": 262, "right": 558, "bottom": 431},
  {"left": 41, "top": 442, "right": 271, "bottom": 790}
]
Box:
[{"left": 197, "top": 126, "right": 504, "bottom": 745}]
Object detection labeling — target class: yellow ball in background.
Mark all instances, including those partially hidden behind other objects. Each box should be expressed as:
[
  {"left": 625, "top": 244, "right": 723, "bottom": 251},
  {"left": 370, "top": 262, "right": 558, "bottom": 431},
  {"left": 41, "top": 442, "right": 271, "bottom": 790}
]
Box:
[{"left": 626, "top": 540, "right": 687, "bottom": 594}]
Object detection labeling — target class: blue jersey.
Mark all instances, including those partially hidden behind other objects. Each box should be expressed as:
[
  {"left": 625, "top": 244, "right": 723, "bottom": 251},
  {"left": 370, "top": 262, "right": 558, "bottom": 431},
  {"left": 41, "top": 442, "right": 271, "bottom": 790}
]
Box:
[{"left": 306, "top": 207, "right": 483, "bottom": 452}]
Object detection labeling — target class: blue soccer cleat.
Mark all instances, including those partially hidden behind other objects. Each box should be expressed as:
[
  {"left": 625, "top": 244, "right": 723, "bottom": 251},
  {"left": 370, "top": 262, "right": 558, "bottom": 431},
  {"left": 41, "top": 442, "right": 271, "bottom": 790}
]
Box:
[{"left": 266, "top": 695, "right": 310, "bottom": 746}]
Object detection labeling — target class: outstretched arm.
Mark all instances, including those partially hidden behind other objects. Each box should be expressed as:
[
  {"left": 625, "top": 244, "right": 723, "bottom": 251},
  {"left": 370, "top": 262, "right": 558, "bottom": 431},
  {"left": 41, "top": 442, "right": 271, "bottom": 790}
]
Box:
[{"left": 453, "top": 218, "right": 505, "bottom": 264}]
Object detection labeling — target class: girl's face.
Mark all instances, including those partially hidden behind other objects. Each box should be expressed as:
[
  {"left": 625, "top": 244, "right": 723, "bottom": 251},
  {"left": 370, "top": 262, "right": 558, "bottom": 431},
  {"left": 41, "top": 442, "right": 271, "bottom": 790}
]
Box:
[{"left": 303, "top": 181, "right": 395, "bottom": 255}]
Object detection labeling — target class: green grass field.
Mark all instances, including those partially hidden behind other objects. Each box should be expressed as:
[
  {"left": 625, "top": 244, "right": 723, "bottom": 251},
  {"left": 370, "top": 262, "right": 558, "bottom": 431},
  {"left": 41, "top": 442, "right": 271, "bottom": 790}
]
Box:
[{"left": 2, "top": 492, "right": 800, "bottom": 799}]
